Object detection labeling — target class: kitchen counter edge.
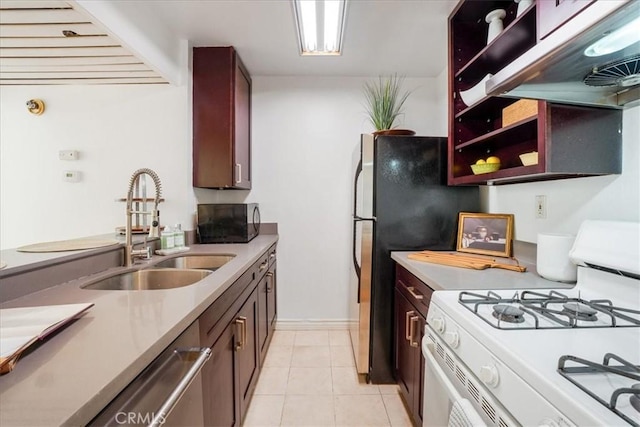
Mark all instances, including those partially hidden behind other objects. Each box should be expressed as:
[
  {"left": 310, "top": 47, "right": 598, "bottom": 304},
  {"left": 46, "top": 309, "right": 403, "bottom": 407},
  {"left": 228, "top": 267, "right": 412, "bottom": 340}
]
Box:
[{"left": 391, "top": 251, "right": 575, "bottom": 291}]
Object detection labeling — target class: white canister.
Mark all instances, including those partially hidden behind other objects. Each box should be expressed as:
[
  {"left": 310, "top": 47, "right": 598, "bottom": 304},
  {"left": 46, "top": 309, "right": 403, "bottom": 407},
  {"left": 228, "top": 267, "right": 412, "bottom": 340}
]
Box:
[
  {"left": 515, "top": 0, "right": 534, "bottom": 17},
  {"left": 537, "top": 233, "right": 577, "bottom": 282},
  {"left": 485, "top": 9, "right": 506, "bottom": 44}
]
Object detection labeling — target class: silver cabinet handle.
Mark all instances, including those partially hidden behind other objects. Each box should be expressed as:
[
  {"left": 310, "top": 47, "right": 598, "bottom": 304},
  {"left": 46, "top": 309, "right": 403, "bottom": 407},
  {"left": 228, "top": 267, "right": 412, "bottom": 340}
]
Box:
[
  {"left": 235, "top": 163, "right": 242, "bottom": 184},
  {"left": 148, "top": 348, "right": 211, "bottom": 427},
  {"left": 259, "top": 261, "right": 268, "bottom": 272},
  {"left": 266, "top": 272, "right": 274, "bottom": 292},
  {"left": 235, "top": 316, "right": 247, "bottom": 350},
  {"left": 405, "top": 310, "right": 415, "bottom": 342},
  {"left": 409, "top": 316, "right": 420, "bottom": 348},
  {"left": 406, "top": 285, "right": 424, "bottom": 301}
]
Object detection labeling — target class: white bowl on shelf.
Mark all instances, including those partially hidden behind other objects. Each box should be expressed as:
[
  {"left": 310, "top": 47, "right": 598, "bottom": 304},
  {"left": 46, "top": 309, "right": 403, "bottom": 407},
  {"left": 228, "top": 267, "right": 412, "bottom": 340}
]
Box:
[
  {"left": 519, "top": 151, "right": 538, "bottom": 166},
  {"left": 459, "top": 74, "right": 493, "bottom": 107}
]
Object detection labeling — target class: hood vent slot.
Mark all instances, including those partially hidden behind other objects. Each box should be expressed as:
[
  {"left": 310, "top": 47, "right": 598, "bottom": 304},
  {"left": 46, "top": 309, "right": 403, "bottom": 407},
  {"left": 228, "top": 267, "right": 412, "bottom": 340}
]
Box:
[{"left": 584, "top": 54, "right": 640, "bottom": 87}]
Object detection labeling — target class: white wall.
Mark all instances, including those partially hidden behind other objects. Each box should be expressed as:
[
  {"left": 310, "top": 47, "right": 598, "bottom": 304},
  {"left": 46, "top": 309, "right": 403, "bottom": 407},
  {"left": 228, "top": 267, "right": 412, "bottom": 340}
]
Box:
[
  {"left": 198, "top": 76, "right": 444, "bottom": 322},
  {"left": 486, "top": 106, "right": 640, "bottom": 243},
  {"left": 0, "top": 84, "right": 194, "bottom": 249},
  {"left": 2, "top": 74, "right": 638, "bottom": 323}
]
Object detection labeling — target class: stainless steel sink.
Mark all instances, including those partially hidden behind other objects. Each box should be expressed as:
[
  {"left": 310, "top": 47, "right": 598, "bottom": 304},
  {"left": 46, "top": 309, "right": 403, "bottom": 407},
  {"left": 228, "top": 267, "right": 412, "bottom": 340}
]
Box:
[
  {"left": 81, "top": 269, "right": 212, "bottom": 291},
  {"left": 152, "top": 254, "right": 235, "bottom": 270}
]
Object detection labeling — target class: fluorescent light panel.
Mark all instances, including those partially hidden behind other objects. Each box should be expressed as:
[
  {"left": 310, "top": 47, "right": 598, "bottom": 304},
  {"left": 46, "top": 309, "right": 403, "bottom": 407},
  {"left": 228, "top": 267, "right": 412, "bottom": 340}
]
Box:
[{"left": 294, "top": 0, "right": 346, "bottom": 55}]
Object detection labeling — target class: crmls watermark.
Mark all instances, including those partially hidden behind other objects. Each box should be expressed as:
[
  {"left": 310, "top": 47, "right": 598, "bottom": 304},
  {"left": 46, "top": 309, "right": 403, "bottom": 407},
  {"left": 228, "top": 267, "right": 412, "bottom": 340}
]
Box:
[{"left": 115, "top": 412, "right": 166, "bottom": 425}]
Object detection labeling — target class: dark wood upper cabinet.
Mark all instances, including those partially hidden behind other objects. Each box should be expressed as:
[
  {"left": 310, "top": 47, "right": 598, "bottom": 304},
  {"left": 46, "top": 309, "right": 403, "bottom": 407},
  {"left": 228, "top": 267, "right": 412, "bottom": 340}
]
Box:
[
  {"left": 193, "top": 46, "right": 252, "bottom": 189},
  {"left": 448, "top": 0, "right": 622, "bottom": 186}
]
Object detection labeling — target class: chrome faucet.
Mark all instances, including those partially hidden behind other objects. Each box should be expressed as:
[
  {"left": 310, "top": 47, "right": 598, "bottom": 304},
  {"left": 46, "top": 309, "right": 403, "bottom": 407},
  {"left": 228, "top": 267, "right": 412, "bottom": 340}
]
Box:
[{"left": 125, "top": 168, "right": 162, "bottom": 267}]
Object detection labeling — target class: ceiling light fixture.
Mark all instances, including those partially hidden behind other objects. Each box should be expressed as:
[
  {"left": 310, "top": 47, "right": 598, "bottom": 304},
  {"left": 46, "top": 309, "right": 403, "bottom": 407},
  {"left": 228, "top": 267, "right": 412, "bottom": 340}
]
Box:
[
  {"left": 293, "top": 0, "right": 347, "bottom": 56},
  {"left": 584, "top": 16, "right": 640, "bottom": 57}
]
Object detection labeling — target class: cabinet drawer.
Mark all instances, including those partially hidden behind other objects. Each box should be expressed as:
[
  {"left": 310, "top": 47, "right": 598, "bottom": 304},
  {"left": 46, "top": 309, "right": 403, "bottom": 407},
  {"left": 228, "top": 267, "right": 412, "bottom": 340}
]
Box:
[
  {"left": 254, "top": 251, "right": 270, "bottom": 280},
  {"left": 200, "top": 250, "right": 268, "bottom": 347},
  {"left": 267, "top": 244, "right": 277, "bottom": 267},
  {"left": 395, "top": 265, "right": 433, "bottom": 318}
]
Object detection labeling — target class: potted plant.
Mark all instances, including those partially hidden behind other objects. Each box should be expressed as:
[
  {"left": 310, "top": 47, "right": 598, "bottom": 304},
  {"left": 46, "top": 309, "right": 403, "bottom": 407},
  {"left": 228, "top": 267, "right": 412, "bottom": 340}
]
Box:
[{"left": 363, "top": 74, "right": 415, "bottom": 135}]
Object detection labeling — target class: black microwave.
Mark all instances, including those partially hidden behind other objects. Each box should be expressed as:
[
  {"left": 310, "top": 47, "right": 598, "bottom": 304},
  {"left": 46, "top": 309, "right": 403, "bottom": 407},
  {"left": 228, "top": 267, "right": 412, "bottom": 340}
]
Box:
[{"left": 197, "top": 203, "right": 260, "bottom": 243}]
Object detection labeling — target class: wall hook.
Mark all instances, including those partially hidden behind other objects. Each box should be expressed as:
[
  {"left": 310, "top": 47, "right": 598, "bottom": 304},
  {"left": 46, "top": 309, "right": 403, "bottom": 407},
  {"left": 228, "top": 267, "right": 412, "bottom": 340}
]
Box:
[{"left": 26, "top": 99, "right": 45, "bottom": 115}]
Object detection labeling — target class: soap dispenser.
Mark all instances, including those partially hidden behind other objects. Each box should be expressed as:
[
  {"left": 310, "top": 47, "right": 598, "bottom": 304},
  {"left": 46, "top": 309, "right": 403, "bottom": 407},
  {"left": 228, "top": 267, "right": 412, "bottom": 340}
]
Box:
[
  {"left": 174, "top": 224, "right": 186, "bottom": 248},
  {"left": 161, "top": 225, "right": 175, "bottom": 250}
]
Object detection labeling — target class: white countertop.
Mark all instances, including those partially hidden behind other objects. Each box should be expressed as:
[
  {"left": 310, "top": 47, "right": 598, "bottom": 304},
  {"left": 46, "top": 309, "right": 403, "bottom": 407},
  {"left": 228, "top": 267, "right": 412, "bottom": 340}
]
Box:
[
  {"left": 391, "top": 251, "right": 575, "bottom": 291},
  {"left": 0, "top": 235, "right": 278, "bottom": 426}
]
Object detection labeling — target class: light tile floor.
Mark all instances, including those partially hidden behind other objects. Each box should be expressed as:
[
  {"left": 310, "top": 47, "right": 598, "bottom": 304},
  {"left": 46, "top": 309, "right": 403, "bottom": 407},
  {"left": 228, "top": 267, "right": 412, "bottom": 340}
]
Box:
[{"left": 243, "top": 330, "right": 413, "bottom": 427}]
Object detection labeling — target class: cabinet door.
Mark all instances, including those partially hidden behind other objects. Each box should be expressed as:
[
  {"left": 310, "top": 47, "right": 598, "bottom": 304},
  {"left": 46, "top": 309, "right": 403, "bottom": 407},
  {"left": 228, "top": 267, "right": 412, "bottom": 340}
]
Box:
[
  {"left": 258, "top": 263, "right": 277, "bottom": 366},
  {"left": 234, "top": 63, "right": 251, "bottom": 189},
  {"left": 257, "top": 273, "right": 269, "bottom": 365},
  {"left": 267, "top": 264, "right": 277, "bottom": 331},
  {"left": 237, "top": 286, "right": 260, "bottom": 422},
  {"left": 203, "top": 321, "right": 239, "bottom": 427},
  {"left": 394, "top": 289, "right": 417, "bottom": 414},
  {"left": 193, "top": 47, "right": 252, "bottom": 189}
]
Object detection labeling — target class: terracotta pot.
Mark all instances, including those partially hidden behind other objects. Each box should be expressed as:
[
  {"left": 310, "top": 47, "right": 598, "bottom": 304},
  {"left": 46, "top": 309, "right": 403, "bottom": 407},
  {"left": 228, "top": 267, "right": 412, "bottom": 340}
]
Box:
[{"left": 372, "top": 129, "right": 416, "bottom": 136}]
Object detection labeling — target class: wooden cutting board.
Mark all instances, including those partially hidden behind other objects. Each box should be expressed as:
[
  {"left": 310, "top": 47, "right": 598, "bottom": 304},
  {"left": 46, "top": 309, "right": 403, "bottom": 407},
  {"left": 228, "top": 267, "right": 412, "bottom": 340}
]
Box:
[
  {"left": 408, "top": 250, "right": 526, "bottom": 272},
  {"left": 17, "top": 238, "right": 120, "bottom": 253}
]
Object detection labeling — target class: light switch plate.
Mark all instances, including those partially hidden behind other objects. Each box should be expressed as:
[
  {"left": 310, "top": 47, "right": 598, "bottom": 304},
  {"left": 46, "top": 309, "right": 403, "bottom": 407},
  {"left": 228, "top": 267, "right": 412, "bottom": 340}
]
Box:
[{"left": 59, "top": 150, "right": 79, "bottom": 160}]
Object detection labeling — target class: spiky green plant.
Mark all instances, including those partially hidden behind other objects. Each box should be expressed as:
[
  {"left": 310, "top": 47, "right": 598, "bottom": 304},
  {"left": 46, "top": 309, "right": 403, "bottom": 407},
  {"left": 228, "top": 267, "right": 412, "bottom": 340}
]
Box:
[{"left": 363, "top": 74, "right": 412, "bottom": 131}]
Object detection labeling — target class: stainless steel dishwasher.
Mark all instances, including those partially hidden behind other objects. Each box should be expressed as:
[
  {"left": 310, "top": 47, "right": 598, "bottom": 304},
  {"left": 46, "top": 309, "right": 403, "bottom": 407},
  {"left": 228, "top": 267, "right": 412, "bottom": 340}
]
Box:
[{"left": 89, "top": 321, "right": 211, "bottom": 426}]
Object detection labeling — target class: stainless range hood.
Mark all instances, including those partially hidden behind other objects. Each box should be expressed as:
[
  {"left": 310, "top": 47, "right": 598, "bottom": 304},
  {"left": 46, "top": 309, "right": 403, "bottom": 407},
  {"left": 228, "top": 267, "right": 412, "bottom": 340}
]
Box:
[{"left": 486, "top": 0, "right": 640, "bottom": 109}]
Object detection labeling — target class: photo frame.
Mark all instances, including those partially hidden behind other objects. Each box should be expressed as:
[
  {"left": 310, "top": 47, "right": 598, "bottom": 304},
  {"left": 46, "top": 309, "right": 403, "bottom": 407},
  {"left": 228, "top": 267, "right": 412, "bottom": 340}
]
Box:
[{"left": 456, "top": 212, "right": 514, "bottom": 257}]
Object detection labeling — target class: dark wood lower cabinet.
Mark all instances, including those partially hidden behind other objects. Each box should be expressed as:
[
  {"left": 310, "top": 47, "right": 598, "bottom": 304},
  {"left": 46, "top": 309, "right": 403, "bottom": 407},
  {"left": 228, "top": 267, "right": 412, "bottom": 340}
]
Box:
[
  {"left": 258, "top": 261, "right": 278, "bottom": 365},
  {"left": 237, "top": 287, "right": 259, "bottom": 419},
  {"left": 267, "top": 263, "right": 277, "bottom": 332},
  {"left": 200, "top": 244, "right": 277, "bottom": 426},
  {"left": 203, "top": 321, "right": 238, "bottom": 427},
  {"left": 394, "top": 264, "right": 433, "bottom": 427}
]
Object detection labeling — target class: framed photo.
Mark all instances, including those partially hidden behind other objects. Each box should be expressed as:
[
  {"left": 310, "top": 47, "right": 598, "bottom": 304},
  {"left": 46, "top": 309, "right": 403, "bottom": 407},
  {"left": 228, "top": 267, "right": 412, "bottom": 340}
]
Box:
[{"left": 456, "top": 212, "right": 514, "bottom": 257}]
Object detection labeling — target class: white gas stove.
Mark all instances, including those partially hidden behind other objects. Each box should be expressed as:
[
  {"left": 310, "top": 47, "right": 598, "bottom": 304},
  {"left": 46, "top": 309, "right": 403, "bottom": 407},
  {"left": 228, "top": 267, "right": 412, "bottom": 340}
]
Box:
[{"left": 423, "top": 220, "right": 640, "bottom": 427}]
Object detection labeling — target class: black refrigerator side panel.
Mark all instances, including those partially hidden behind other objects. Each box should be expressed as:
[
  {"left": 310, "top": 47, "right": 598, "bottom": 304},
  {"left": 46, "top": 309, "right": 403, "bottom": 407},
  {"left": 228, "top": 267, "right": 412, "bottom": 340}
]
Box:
[{"left": 368, "top": 136, "right": 479, "bottom": 383}]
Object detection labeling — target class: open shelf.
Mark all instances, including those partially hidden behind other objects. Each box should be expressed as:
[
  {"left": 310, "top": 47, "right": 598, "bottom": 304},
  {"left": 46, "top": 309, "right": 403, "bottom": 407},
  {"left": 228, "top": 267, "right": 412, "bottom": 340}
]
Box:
[
  {"left": 455, "top": 116, "right": 537, "bottom": 150},
  {"left": 454, "top": 4, "right": 536, "bottom": 83}
]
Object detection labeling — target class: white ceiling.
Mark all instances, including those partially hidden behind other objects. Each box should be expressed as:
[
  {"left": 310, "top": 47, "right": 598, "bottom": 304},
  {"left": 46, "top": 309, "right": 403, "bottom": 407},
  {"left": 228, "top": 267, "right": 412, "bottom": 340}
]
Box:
[{"left": 147, "top": 0, "right": 458, "bottom": 77}]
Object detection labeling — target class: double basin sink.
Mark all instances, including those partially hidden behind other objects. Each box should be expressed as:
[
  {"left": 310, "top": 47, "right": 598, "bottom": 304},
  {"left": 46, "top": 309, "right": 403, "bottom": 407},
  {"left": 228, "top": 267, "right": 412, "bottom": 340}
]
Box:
[{"left": 81, "top": 254, "right": 235, "bottom": 291}]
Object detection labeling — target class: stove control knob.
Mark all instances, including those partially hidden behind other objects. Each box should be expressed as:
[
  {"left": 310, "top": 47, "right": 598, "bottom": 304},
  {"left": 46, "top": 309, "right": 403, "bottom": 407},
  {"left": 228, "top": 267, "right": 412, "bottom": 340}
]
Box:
[
  {"left": 479, "top": 365, "right": 499, "bottom": 387},
  {"left": 431, "top": 317, "right": 446, "bottom": 333},
  {"left": 443, "top": 331, "right": 460, "bottom": 348},
  {"left": 538, "top": 419, "right": 560, "bottom": 427}
]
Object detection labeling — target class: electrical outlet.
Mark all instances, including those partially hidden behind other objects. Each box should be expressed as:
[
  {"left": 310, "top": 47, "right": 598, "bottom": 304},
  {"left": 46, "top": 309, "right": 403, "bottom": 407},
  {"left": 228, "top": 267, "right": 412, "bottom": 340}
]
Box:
[
  {"left": 62, "top": 170, "right": 81, "bottom": 182},
  {"left": 535, "top": 195, "right": 547, "bottom": 219}
]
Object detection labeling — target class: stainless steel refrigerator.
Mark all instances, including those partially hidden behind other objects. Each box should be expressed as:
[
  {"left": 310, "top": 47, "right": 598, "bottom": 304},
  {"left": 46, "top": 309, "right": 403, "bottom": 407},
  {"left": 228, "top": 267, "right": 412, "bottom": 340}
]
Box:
[{"left": 350, "top": 134, "right": 479, "bottom": 383}]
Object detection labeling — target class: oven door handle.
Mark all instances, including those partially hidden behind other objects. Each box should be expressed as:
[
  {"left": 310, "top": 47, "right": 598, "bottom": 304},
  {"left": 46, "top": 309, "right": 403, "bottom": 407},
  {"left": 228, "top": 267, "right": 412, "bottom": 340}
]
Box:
[{"left": 424, "top": 341, "right": 464, "bottom": 402}]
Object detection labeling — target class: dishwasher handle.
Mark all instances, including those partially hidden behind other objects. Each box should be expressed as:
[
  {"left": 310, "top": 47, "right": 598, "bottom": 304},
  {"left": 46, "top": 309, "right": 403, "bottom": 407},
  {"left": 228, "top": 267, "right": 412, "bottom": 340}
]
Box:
[{"left": 149, "top": 347, "right": 211, "bottom": 427}]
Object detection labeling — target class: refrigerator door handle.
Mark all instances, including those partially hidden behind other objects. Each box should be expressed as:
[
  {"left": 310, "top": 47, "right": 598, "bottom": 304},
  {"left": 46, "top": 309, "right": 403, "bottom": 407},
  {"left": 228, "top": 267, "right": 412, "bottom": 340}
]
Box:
[
  {"left": 352, "top": 219, "right": 361, "bottom": 284},
  {"left": 352, "top": 216, "right": 375, "bottom": 302},
  {"left": 352, "top": 158, "right": 362, "bottom": 218}
]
